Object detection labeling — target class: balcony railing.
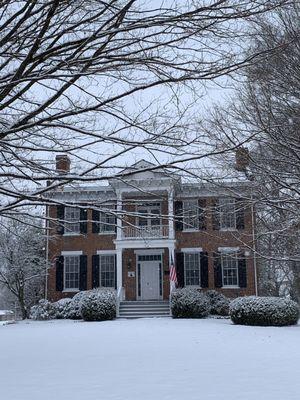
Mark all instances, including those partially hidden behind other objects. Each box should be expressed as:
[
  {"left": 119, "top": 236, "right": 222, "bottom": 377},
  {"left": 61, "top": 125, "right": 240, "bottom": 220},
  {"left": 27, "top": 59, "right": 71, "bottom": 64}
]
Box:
[{"left": 122, "top": 225, "right": 169, "bottom": 239}]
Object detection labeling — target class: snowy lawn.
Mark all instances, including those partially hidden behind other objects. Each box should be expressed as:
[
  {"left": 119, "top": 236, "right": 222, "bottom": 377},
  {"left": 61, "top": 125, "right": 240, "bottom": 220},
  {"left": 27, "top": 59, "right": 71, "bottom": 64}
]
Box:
[{"left": 0, "top": 318, "right": 299, "bottom": 400}]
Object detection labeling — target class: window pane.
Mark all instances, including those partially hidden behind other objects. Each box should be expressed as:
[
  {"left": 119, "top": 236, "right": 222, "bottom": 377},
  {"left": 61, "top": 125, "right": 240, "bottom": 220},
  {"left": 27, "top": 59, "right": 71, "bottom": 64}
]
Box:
[
  {"left": 100, "top": 255, "right": 115, "bottom": 287},
  {"left": 185, "top": 253, "right": 200, "bottom": 286},
  {"left": 137, "top": 203, "right": 161, "bottom": 227},
  {"left": 64, "top": 256, "right": 80, "bottom": 289},
  {"left": 99, "top": 207, "right": 116, "bottom": 233},
  {"left": 183, "top": 200, "right": 198, "bottom": 230},
  {"left": 219, "top": 198, "right": 236, "bottom": 229},
  {"left": 222, "top": 253, "right": 238, "bottom": 286},
  {"left": 65, "top": 207, "right": 80, "bottom": 233}
]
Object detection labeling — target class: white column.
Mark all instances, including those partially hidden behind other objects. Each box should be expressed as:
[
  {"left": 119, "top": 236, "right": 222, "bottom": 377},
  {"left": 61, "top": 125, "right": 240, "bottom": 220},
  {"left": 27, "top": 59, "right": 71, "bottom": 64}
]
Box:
[
  {"left": 116, "top": 191, "right": 122, "bottom": 240},
  {"left": 116, "top": 247, "right": 123, "bottom": 291},
  {"left": 168, "top": 189, "right": 175, "bottom": 239}
]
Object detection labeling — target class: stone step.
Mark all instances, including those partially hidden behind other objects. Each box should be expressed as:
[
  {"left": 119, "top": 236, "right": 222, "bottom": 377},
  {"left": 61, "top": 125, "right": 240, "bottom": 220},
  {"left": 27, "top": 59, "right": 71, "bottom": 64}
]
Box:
[
  {"left": 121, "top": 301, "right": 169, "bottom": 305},
  {"left": 120, "top": 305, "right": 169, "bottom": 310},
  {"left": 118, "top": 300, "right": 170, "bottom": 319}
]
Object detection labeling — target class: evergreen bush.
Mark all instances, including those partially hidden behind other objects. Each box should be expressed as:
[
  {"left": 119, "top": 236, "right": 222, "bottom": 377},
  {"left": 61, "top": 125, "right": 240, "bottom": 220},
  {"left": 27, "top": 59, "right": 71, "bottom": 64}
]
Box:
[
  {"left": 206, "top": 290, "right": 230, "bottom": 316},
  {"left": 230, "top": 296, "right": 299, "bottom": 326},
  {"left": 171, "top": 288, "right": 210, "bottom": 318},
  {"left": 80, "top": 289, "right": 116, "bottom": 321},
  {"left": 30, "top": 299, "right": 56, "bottom": 320}
]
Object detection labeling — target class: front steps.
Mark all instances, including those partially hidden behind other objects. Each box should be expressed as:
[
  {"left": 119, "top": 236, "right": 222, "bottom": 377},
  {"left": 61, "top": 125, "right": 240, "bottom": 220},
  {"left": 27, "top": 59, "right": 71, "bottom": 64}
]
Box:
[{"left": 118, "top": 300, "right": 170, "bottom": 319}]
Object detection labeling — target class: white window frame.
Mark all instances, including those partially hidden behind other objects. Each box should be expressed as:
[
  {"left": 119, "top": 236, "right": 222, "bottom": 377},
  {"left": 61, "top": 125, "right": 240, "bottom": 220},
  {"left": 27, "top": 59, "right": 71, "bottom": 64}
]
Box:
[
  {"left": 221, "top": 251, "right": 239, "bottom": 288},
  {"left": 63, "top": 254, "right": 80, "bottom": 292},
  {"left": 98, "top": 253, "right": 116, "bottom": 288},
  {"left": 99, "top": 206, "right": 116, "bottom": 234},
  {"left": 136, "top": 202, "right": 161, "bottom": 228},
  {"left": 184, "top": 252, "right": 201, "bottom": 287},
  {"left": 219, "top": 197, "right": 236, "bottom": 231},
  {"left": 183, "top": 199, "right": 199, "bottom": 231},
  {"left": 64, "top": 206, "right": 80, "bottom": 235}
]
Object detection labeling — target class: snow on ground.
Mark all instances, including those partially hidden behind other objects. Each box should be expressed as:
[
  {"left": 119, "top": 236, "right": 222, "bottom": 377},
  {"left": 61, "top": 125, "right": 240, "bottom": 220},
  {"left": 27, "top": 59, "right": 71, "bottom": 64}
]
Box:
[{"left": 0, "top": 318, "right": 299, "bottom": 400}]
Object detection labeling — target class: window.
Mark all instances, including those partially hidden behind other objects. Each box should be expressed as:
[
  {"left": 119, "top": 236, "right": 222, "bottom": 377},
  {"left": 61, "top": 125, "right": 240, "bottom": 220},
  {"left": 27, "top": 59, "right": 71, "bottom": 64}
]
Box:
[
  {"left": 64, "top": 255, "right": 80, "bottom": 290},
  {"left": 184, "top": 252, "right": 201, "bottom": 286},
  {"left": 137, "top": 203, "right": 161, "bottom": 227},
  {"left": 99, "top": 208, "right": 116, "bottom": 233},
  {"left": 99, "top": 255, "right": 115, "bottom": 287},
  {"left": 64, "top": 207, "right": 80, "bottom": 234},
  {"left": 221, "top": 252, "right": 238, "bottom": 287},
  {"left": 219, "top": 198, "right": 236, "bottom": 230},
  {"left": 183, "top": 200, "right": 198, "bottom": 230}
]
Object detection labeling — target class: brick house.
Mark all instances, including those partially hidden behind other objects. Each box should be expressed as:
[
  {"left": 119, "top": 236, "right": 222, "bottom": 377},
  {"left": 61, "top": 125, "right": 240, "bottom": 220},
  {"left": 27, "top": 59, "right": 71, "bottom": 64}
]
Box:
[{"left": 47, "top": 156, "right": 257, "bottom": 309}]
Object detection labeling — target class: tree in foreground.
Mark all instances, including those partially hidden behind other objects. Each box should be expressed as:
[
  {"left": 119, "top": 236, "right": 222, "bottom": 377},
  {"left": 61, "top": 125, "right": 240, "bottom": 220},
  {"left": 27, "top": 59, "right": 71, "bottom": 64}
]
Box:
[
  {"left": 0, "top": 0, "right": 291, "bottom": 221},
  {"left": 0, "top": 218, "right": 47, "bottom": 318},
  {"left": 207, "top": 1, "right": 300, "bottom": 299}
]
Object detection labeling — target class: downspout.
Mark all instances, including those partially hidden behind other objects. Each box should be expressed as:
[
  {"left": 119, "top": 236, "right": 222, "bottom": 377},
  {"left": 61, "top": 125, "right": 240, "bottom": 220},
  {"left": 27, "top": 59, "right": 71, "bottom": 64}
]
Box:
[{"left": 251, "top": 197, "right": 258, "bottom": 296}]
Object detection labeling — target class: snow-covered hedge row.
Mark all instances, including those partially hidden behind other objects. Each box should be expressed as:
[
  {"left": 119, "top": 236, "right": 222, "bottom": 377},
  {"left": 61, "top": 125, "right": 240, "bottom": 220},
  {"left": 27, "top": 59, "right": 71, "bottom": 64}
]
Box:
[
  {"left": 206, "top": 290, "right": 230, "bottom": 316},
  {"left": 81, "top": 289, "right": 116, "bottom": 321},
  {"left": 230, "top": 296, "right": 299, "bottom": 326},
  {"left": 171, "top": 288, "right": 210, "bottom": 318},
  {"left": 30, "top": 289, "right": 116, "bottom": 321}
]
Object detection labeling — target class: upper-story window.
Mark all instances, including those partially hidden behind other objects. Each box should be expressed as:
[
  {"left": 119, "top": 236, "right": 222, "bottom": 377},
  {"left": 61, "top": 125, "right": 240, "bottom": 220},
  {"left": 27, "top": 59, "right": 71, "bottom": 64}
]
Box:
[
  {"left": 183, "top": 200, "right": 198, "bottom": 230},
  {"left": 99, "top": 208, "right": 116, "bottom": 233},
  {"left": 64, "top": 207, "right": 80, "bottom": 234},
  {"left": 219, "top": 198, "right": 236, "bottom": 230},
  {"left": 137, "top": 203, "right": 161, "bottom": 227}
]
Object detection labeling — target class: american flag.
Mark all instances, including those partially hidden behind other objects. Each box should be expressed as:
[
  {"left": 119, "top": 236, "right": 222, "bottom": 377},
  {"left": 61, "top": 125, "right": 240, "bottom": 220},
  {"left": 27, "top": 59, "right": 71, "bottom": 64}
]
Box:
[{"left": 169, "top": 254, "right": 177, "bottom": 292}]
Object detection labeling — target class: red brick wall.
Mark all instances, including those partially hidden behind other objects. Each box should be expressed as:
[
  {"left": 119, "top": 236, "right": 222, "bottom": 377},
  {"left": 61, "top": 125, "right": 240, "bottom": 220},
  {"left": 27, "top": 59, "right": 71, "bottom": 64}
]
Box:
[{"left": 48, "top": 196, "right": 256, "bottom": 301}]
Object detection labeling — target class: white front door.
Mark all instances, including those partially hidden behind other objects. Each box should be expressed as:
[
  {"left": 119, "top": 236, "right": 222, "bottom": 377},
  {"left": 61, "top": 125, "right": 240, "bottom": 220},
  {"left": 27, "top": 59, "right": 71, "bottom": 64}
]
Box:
[{"left": 140, "top": 261, "right": 160, "bottom": 300}]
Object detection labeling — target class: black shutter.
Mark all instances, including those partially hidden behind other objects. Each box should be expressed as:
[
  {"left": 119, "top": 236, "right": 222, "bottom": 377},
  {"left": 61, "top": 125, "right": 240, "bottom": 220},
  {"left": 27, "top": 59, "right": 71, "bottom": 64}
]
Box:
[
  {"left": 114, "top": 254, "right": 117, "bottom": 289},
  {"left": 176, "top": 252, "right": 185, "bottom": 287},
  {"left": 92, "top": 209, "right": 100, "bottom": 233},
  {"left": 92, "top": 255, "right": 100, "bottom": 288},
  {"left": 238, "top": 256, "right": 247, "bottom": 288},
  {"left": 213, "top": 252, "right": 222, "bottom": 288},
  {"left": 236, "top": 198, "right": 245, "bottom": 230},
  {"left": 198, "top": 199, "right": 207, "bottom": 230},
  {"left": 114, "top": 216, "right": 118, "bottom": 234},
  {"left": 174, "top": 201, "right": 183, "bottom": 231},
  {"left": 200, "top": 251, "right": 209, "bottom": 288},
  {"left": 212, "top": 199, "right": 220, "bottom": 230},
  {"left": 79, "top": 255, "right": 87, "bottom": 290},
  {"left": 56, "top": 205, "right": 65, "bottom": 235},
  {"left": 80, "top": 208, "right": 88, "bottom": 234},
  {"left": 56, "top": 256, "right": 64, "bottom": 291}
]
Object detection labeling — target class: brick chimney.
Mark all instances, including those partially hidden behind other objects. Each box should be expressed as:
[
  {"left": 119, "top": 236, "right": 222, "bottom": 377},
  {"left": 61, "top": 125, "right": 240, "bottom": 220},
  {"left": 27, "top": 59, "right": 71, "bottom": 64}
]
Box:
[
  {"left": 235, "top": 147, "right": 249, "bottom": 172},
  {"left": 56, "top": 154, "right": 71, "bottom": 174}
]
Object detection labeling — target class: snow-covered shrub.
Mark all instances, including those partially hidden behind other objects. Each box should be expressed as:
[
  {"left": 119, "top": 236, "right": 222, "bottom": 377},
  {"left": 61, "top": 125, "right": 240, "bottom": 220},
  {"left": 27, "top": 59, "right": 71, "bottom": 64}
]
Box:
[
  {"left": 53, "top": 298, "right": 72, "bottom": 319},
  {"left": 30, "top": 299, "right": 56, "bottom": 320},
  {"left": 80, "top": 289, "right": 116, "bottom": 321},
  {"left": 171, "top": 288, "right": 210, "bottom": 319},
  {"left": 66, "top": 291, "right": 88, "bottom": 319},
  {"left": 230, "top": 296, "right": 299, "bottom": 326},
  {"left": 206, "top": 290, "right": 230, "bottom": 316}
]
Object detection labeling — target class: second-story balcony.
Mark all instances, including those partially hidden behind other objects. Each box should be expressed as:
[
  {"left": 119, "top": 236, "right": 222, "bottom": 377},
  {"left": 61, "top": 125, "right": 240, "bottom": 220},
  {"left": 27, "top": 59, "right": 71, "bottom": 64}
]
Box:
[{"left": 122, "top": 225, "right": 169, "bottom": 239}]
